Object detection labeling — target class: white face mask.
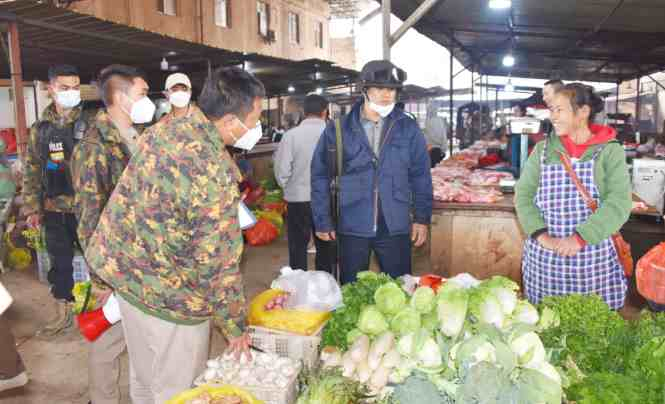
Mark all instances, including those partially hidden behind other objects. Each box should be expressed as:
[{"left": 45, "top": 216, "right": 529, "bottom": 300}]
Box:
[
  {"left": 124, "top": 95, "right": 156, "bottom": 124},
  {"left": 169, "top": 91, "right": 191, "bottom": 108},
  {"left": 234, "top": 120, "right": 263, "bottom": 150},
  {"left": 55, "top": 90, "right": 81, "bottom": 109},
  {"left": 369, "top": 101, "right": 395, "bottom": 118}
]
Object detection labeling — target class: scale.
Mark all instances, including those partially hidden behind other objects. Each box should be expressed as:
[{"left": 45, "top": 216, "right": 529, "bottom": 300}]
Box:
[
  {"left": 632, "top": 158, "right": 665, "bottom": 215},
  {"left": 499, "top": 179, "right": 516, "bottom": 194}
]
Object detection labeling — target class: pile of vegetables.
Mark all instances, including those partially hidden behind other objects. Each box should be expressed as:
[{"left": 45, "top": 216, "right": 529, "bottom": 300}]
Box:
[
  {"left": 539, "top": 294, "right": 665, "bottom": 404},
  {"left": 200, "top": 351, "right": 300, "bottom": 389},
  {"left": 322, "top": 271, "right": 398, "bottom": 350},
  {"left": 319, "top": 273, "right": 564, "bottom": 403},
  {"left": 296, "top": 367, "right": 381, "bottom": 404}
]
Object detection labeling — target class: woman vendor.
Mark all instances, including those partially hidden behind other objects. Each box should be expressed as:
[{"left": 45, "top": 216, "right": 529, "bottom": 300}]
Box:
[{"left": 515, "top": 83, "right": 632, "bottom": 310}]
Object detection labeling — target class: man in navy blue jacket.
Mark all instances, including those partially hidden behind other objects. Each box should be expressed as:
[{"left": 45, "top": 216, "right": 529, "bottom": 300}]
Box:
[{"left": 311, "top": 60, "right": 433, "bottom": 284}]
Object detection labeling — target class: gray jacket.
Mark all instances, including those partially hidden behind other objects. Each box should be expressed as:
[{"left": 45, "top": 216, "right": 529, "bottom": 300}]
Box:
[
  {"left": 424, "top": 116, "right": 448, "bottom": 150},
  {"left": 273, "top": 117, "right": 327, "bottom": 202}
]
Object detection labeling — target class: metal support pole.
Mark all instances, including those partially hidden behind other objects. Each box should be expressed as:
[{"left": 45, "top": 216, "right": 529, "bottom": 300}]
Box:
[
  {"left": 646, "top": 74, "right": 665, "bottom": 92},
  {"left": 471, "top": 67, "right": 474, "bottom": 104},
  {"left": 390, "top": 0, "right": 443, "bottom": 46},
  {"left": 449, "top": 48, "right": 454, "bottom": 157},
  {"left": 7, "top": 23, "right": 26, "bottom": 157},
  {"left": 382, "top": 0, "right": 391, "bottom": 60},
  {"left": 495, "top": 88, "right": 499, "bottom": 126},
  {"left": 635, "top": 77, "right": 641, "bottom": 127},
  {"left": 616, "top": 82, "right": 620, "bottom": 114}
]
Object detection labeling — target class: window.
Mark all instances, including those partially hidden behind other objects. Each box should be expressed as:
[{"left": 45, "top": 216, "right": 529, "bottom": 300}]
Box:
[
  {"left": 288, "top": 12, "right": 300, "bottom": 45},
  {"left": 215, "top": 0, "right": 230, "bottom": 28},
  {"left": 257, "top": 1, "right": 269, "bottom": 37},
  {"left": 158, "top": 0, "right": 177, "bottom": 16},
  {"left": 315, "top": 21, "right": 324, "bottom": 49}
]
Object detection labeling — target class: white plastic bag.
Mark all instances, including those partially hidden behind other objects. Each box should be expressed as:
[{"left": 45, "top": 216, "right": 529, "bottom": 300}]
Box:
[
  {"left": 271, "top": 267, "right": 343, "bottom": 312},
  {"left": 0, "top": 281, "right": 12, "bottom": 315}
]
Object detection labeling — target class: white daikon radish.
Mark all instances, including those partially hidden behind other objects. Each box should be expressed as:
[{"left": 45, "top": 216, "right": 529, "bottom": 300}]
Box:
[
  {"left": 342, "top": 351, "right": 357, "bottom": 378},
  {"left": 367, "top": 348, "right": 383, "bottom": 370},
  {"left": 350, "top": 334, "right": 371, "bottom": 363},
  {"left": 323, "top": 351, "right": 342, "bottom": 368},
  {"left": 371, "top": 332, "right": 395, "bottom": 357},
  {"left": 356, "top": 359, "right": 372, "bottom": 384},
  {"left": 320, "top": 346, "right": 341, "bottom": 363},
  {"left": 369, "top": 365, "right": 391, "bottom": 390},
  {"left": 381, "top": 348, "right": 401, "bottom": 369}
]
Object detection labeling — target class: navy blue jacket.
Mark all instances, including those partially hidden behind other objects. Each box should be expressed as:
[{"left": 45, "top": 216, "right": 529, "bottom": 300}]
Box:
[{"left": 311, "top": 101, "right": 433, "bottom": 237}]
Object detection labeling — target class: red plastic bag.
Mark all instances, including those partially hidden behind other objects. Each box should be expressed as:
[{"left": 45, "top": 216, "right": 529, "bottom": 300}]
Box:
[
  {"left": 636, "top": 242, "right": 665, "bottom": 304},
  {"left": 0, "top": 128, "right": 16, "bottom": 154},
  {"left": 243, "top": 219, "right": 279, "bottom": 246}
]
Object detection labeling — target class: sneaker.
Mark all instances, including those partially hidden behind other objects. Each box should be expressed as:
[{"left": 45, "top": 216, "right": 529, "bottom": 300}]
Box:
[{"left": 0, "top": 371, "right": 28, "bottom": 393}]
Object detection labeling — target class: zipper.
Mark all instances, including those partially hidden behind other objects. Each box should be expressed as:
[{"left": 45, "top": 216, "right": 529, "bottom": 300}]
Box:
[{"left": 372, "top": 116, "right": 405, "bottom": 232}]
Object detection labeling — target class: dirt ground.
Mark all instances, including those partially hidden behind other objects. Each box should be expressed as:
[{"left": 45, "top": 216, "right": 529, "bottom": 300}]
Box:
[{"left": 0, "top": 234, "right": 293, "bottom": 404}]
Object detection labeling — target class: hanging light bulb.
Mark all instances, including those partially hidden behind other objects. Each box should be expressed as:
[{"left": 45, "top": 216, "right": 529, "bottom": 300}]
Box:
[
  {"left": 288, "top": 85, "right": 295, "bottom": 93},
  {"left": 160, "top": 57, "right": 169, "bottom": 71},
  {"left": 489, "top": 0, "right": 511, "bottom": 9},
  {"left": 502, "top": 54, "right": 515, "bottom": 67}
]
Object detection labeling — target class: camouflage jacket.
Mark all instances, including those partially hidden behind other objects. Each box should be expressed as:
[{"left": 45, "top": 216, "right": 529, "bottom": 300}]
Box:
[
  {"left": 23, "top": 103, "right": 88, "bottom": 214},
  {"left": 85, "top": 107, "right": 246, "bottom": 337},
  {"left": 70, "top": 110, "right": 135, "bottom": 251}
]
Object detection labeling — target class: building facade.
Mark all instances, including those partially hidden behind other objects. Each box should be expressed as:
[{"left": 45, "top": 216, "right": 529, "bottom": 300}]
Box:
[{"left": 71, "top": 0, "right": 332, "bottom": 62}]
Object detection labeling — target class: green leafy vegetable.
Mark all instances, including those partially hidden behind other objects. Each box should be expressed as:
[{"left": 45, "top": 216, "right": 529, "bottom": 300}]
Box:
[
  {"left": 358, "top": 305, "right": 389, "bottom": 336},
  {"left": 322, "top": 271, "right": 397, "bottom": 350},
  {"left": 390, "top": 307, "right": 421, "bottom": 336},
  {"left": 437, "top": 288, "right": 469, "bottom": 338},
  {"left": 410, "top": 286, "right": 436, "bottom": 314},
  {"left": 374, "top": 283, "right": 407, "bottom": 316}
]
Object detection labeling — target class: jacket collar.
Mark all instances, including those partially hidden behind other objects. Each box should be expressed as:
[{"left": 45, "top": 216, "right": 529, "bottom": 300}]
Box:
[{"left": 41, "top": 102, "right": 82, "bottom": 125}]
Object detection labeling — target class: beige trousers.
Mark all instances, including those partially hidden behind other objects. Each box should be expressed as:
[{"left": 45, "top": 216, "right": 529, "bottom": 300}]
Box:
[
  {"left": 117, "top": 295, "right": 210, "bottom": 404},
  {"left": 88, "top": 322, "right": 129, "bottom": 404}
]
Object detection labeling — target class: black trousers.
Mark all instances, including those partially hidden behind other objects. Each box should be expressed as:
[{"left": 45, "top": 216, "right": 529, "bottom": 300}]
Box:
[
  {"left": 286, "top": 202, "right": 336, "bottom": 272},
  {"left": 44, "top": 211, "right": 79, "bottom": 301},
  {"left": 430, "top": 147, "right": 445, "bottom": 168},
  {"left": 338, "top": 204, "right": 411, "bottom": 285}
]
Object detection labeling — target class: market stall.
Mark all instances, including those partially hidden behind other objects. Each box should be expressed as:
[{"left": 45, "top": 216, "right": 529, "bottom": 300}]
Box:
[
  {"left": 427, "top": 140, "right": 524, "bottom": 283},
  {"left": 170, "top": 270, "right": 665, "bottom": 404},
  {"left": 430, "top": 197, "right": 524, "bottom": 284}
]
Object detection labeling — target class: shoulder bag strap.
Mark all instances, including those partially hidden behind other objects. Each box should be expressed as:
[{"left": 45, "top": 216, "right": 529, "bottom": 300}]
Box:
[
  {"left": 335, "top": 118, "right": 343, "bottom": 178},
  {"left": 557, "top": 150, "right": 598, "bottom": 212}
]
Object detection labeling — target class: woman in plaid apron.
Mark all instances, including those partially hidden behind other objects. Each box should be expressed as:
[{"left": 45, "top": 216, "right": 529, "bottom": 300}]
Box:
[{"left": 516, "top": 84, "right": 632, "bottom": 310}]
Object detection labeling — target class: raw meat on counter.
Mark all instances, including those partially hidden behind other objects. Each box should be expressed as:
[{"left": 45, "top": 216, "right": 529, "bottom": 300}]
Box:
[
  {"left": 433, "top": 181, "right": 503, "bottom": 204},
  {"left": 468, "top": 170, "right": 514, "bottom": 186},
  {"left": 431, "top": 165, "right": 472, "bottom": 182}
]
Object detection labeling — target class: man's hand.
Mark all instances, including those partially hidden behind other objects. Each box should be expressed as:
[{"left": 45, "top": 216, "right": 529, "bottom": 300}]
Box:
[
  {"left": 26, "top": 213, "right": 41, "bottom": 229},
  {"left": 226, "top": 332, "right": 252, "bottom": 361},
  {"left": 554, "top": 236, "right": 583, "bottom": 257},
  {"left": 411, "top": 223, "right": 428, "bottom": 247},
  {"left": 536, "top": 233, "right": 559, "bottom": 251},
  {"left": 316, "top": 231, "right": 336, "bottom": 241}
]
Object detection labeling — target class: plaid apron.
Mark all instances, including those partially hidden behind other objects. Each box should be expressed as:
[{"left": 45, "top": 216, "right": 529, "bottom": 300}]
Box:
[{"left": 522, "top": 140, "right": 627, "bottom": 309}]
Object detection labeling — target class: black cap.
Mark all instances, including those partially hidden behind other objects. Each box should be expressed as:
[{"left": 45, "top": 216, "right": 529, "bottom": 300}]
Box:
[{"left": 359, "top": 60, "right": 407, "bottom": 90}]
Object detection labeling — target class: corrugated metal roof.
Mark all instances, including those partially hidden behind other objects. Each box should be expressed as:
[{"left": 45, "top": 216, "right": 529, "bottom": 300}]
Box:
[
  {"left": 385, "top": 0, "right": 665, "bottom": 82},
  {"left": 0, "top": 0, "right": 357, "bottom": 96}
]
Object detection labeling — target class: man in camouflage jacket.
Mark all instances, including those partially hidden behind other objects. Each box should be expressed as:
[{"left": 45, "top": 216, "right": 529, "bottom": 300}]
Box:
[
  {"left": 23, "top": 65, "right": 95, "bottom": 335},
  {"left": 70, "top": 65, "right": 149, "bottom": 404},
  {"left": 85, "top": 66, "right": 265, "bottom": 403}
]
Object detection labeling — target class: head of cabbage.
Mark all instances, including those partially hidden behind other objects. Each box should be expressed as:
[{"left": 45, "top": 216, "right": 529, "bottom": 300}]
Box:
[
  {"left": 358, "top": 305, "right": 389, "bottom": 336},
  {"left": 374, "top": 283, "right": 407, "bottom": 315}
]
